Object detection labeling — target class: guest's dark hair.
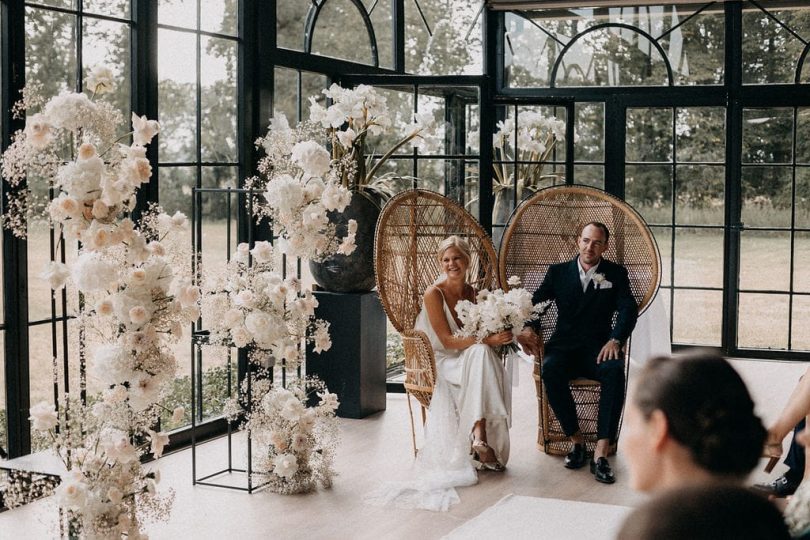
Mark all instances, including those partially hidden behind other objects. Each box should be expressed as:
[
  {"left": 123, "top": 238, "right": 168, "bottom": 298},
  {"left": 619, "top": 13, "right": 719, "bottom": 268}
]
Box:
[
  {"left": 632, "top": 352, "right": 766, "bottom": 477},
  {"left": 580, "top": 221, "right": 610, "bottom": 242},
  {"left": 616, "top": 485, "right": 790, "bottom": 540}
]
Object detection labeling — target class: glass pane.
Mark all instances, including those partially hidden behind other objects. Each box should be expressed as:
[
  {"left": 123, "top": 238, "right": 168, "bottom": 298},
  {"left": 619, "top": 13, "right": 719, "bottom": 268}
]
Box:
[
  {"left": 466, "top": 103, "right": 480, "bottom": 154},
  {"left": 742, "top": 6, "right": 809, "bottom": 85},
  {"left": 158, "top": 29, "right": 197, "bottom": 163},
  {"left": 201, "top": 37, "right": 237, "bottom": 162},
  {"left": 273, "top": 67, "right": 298, "bottom": 122},
  {"left": 556, "top": 27, "right": 669, "bottom": 87},
  {"left": 277, "top": 0, "right": 310, "bottom": 51},
  {"left": 575, "top": 102, "right": 604, "bottom": 161},
  {"left": 673, "top": 289, "right": 722, "bottom": 346},
  {"left": 627, "top": 108, "right": 673, "bottom": 162},
  {"left": 741, "top": 166, "right": 792, "bottom": 227},
  {"left": 199, "top": 187, "right": 238, "bottom": 286},
  {"left": 406, "top": 0, "right": 482, "bottom": 75},
  {"left": 311, "top": 0, "right": 374, "bottom": 65},
  {"left": 301, "top": 71, "right": 328, "bottom": 122},
  {"left": 574, "top": 165, "right": 604, "bottom": 189},
  {"left": 794, "top": 167, "right": 810, "bottom": 229},
  {"left": 26, "top": 7, "right": 77, "bottom": 95},
  {"left": 674, "top": 229, "right": 723, "bottom": 288},
  {"left": 417, "top": 158, "right": 447, "bottom": 194},
  {"left": 795, "top": 232, "right": 810, "bottom": 293},
  {"left": 463, "top": 159, "right": 480, "bottom": 216},
  {"left": 792, "top": 295, "right": 810, "bottom": 351},
  {"left": 369, "top": 0, "right": 393, "bottom": 69},
  {"left": 675, "top": 164, "right": 724, "bottom": 225},
  {"left": 159, "top": 166, "right": 195, "bottom": 223},
  {"left": 738, "top": 293, "right": 789, "bottom": 349},
  {"left": 200, "top": 0, "right": 236, "bottom": 36},
  {"left": 651, "top": 226, "right": 672, "bottom": 287},
  {"left": 740, "top": 230, "right": 791, "bottom": 291},
  {"left": 84, "top": 0, "right": 129, "bottom": 18},
  {"left": 743, "top": 108, "right": 793, "bottom": 164},
  {"left": 798, "top": 108, "right": 810, "bottom": 164},
  {"left": 364, "top": 87, "right": 415, "bottom": 157},
  {"left": 83, "top": 17, "right": 131, "bottom": 123},
  {"left": 28, "top": 0, "right": 74, "bottom": 9},
  {"left": 676, "top": 107, "right": 725, "bottom": 163},
  {"left": 625, "top": 164, "right": 673, "bottom": 220},
  {"left": 506, "top": 7, "right": 722, "bottom": 88},
  {"left": 417, "top": 92, "right": 447, "bottom": 156},
  {"left": 158, "top": 0, "right": 196, "bottom": 29}
]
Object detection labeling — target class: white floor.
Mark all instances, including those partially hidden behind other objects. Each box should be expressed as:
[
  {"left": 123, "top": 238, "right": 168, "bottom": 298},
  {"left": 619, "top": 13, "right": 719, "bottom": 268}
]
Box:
[{"left": 1, "top": 357, "right": 806, "bottom": 540}]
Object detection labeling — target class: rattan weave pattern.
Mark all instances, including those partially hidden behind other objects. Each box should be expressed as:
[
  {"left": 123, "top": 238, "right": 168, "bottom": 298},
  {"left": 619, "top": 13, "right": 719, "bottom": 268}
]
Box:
[
  {"left": 374, "top": 189, "right": 499, "bottom": 455},
  {"left": 499, "top": 185, "right": 661, "bottom": 456}
]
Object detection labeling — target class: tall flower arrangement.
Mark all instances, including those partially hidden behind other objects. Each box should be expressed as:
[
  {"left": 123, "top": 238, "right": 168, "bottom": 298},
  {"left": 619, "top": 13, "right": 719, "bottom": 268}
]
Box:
[
  {"left": 246, "top": 83, "right": 435, "bottom": 262},
  {"left": 224, "top": 377, "right": 339, "bottom": 495},
  {"left": 202, "top": 241, "right": 332, "bottom": 370},
  {"left": 1, "top": 71, "right": 195, "bottom": 536},
  {"left": 492, "top": 111, "right": 568, "bottom": 204}
]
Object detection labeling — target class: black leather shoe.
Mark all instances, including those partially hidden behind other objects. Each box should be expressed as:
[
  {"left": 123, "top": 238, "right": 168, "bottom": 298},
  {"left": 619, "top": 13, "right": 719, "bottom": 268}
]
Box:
[
  {"left": 564, "top": 443, "right": 587, "bottom": 469},
  {"left": 590, "top": 457, "right": 616, "bottom": 484},
  {"left": 753, "top": 475, "right": 800, "bottom": 497}
]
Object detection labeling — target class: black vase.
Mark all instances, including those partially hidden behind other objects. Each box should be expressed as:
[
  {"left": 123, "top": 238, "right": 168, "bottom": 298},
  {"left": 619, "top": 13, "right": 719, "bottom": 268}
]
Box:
[{"left": 309, "top": 190, "right": 382, "bottom": 293}]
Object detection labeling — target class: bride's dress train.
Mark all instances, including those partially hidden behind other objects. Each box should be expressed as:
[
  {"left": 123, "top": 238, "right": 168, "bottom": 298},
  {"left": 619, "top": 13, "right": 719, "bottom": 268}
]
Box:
[{"left": 365, "top": 295, "right": 513, "bottom": 511}]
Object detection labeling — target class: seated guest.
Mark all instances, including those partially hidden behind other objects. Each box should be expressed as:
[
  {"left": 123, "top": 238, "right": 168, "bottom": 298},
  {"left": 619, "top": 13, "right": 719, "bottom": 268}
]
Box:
[
  {"left": 517, "top": 221, "right": 637, "bottom": 484},
  {"left": 761, "top": 367, "right": 810, "bottom": 479},
  {"left": 755, "top": 420, "right": 805, "bottom": 498},
  {"left": 616, "top": 485, "right": 791, "bottom": 540},
  {"left": 623, "top": 352, "right": 766, "bottom": 492}
]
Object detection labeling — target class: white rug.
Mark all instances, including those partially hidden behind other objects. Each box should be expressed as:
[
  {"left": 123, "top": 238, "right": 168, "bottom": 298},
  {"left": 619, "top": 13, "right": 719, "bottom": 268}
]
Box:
[{"left": 443, "top": 494, "right": 632, "bottom": 540}]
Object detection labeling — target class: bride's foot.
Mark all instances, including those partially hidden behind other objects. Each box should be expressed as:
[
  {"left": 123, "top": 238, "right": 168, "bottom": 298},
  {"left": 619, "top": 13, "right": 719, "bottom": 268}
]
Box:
[{"left": 472, "top": 439, "right": 505, "bottom": 472}]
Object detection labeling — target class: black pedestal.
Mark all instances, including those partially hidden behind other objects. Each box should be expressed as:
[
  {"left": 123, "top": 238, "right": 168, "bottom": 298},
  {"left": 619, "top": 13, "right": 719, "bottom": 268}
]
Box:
[{"left": 306, "top": 291, "right": 387, "bottom": 419}]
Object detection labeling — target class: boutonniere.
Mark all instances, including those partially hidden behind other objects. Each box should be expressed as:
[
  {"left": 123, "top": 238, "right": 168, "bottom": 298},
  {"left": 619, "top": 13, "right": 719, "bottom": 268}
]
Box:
[{"left": 592, "top": 273, "right": 612, "bottom": 289}]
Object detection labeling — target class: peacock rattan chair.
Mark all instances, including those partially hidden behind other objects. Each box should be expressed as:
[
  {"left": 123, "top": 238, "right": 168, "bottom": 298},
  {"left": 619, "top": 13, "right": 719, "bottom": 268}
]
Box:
[
  {"left": 499, "top": 185, "right": 661, "bottom": 456},
  {"left": 374, "top": 189, "right": 499, "bottom": 456}
]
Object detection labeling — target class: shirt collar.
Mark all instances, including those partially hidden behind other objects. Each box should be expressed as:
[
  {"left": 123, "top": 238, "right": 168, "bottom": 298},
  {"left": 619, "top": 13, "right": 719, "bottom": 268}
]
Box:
[{"left": 577, "top": 256, "right": 600, "bottom": 277}]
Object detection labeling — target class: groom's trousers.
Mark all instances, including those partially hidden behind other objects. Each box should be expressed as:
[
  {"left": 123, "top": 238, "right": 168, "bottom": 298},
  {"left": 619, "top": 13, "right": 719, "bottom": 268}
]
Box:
[{"left": 541, "top": 344, "right": 625, "bottom": 443}]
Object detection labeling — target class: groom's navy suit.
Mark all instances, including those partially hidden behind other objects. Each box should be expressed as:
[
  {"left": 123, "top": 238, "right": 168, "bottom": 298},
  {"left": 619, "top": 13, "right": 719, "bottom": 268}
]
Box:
[{"left": 531, "top": 256, "right": 638, "bottom": 443}]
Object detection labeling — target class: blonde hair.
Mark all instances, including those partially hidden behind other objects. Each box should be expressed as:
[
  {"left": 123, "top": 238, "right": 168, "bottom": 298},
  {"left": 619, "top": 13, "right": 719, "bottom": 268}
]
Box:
[{"left": 437, "top": 235, "right": 471, "bottom": 265}]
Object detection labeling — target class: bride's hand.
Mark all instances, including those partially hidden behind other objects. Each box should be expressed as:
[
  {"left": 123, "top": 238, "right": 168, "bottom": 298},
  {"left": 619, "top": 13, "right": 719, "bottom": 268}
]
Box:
[{"left": 483, "top": 330, "right": 513, "bottom": 346}]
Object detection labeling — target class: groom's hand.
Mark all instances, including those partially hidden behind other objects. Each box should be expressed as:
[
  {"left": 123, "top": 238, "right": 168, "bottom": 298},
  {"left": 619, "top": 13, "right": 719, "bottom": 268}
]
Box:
[
  {"left": 517, "top": 327, "right": 542, "bottom": 359},
  {"left": 597, "top": 340, "right": 621, "bottom": 363}
]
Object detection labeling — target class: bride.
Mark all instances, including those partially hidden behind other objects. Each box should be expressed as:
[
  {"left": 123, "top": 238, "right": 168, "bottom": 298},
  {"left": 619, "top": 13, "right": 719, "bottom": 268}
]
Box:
[{"left": 367, "top": 235, "right": 514, "bottom": 511}]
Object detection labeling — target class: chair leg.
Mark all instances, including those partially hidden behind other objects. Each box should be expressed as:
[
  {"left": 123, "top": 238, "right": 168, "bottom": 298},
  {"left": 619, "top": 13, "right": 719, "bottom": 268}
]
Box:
[
  {"left": 406, "top": 392, "right": 418, "bottom": 457},
  {"left": 421, "top": 404, "right": 427, "bottom": 426}
]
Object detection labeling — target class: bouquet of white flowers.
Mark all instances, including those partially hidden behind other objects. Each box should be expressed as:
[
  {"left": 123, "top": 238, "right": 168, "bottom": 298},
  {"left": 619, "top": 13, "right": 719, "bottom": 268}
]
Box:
[
  {"left": 202, "top": 241, "right": 332, "bottom": 369},
  {"left": 454, "top": 276, "right": 542, "bottom": 355},
  {"left": 224, "top": 376, "right": 339, "bottom": 495}
]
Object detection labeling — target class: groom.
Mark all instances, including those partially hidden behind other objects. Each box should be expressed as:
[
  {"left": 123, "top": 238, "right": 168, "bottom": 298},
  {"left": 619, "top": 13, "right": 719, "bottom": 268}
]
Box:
[{"left": 517, "top": 221, "right": 637, "bottom": 484}]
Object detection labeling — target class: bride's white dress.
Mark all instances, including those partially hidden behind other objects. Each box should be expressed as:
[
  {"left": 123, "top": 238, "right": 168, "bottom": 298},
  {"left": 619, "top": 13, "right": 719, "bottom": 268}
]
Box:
[{"left": 365, "top": 291, "right": 512, "bottom": 511}]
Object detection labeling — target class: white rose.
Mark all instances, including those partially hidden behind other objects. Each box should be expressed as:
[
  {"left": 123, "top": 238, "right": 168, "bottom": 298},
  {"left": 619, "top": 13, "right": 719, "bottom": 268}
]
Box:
[
  {"left": 231, "top": 325, "right": 251, "bottom": 348},
  {"left": 129, "top": 305, "right": 149, "bottom": 325},
  {"left": 249, "top": 241, "right": 273, "bottom": 263},
  {"left": 86, "top": 65, "right": 114, "bottom": 94},
  {"left": 107, "top": 486, "right": 123, "bottom": 505},
  {"left": 273, "top": 453, "right": 299, "bottom": 479},
  {"left": 291, "top": 140, "right": 331, "bottom": 178},
  {"left": 320, "top": 181, "right": 352, "bottom": 212},
  {"left": 54, "top": 471, "right": 88, "bottom": 510},
  {"left": 103, "top": 432, "right": 139, "bottom": 464},
  {"left": 40, "top": 261, "right": 71, "bottom": 290},
  {"left": 147, "top": 429, "right": 170, "bottom": 458},
  {"left": 29, "top": 401, "right": 58, "bottom": 431},
  {"left": 96, "top": 297, "right": 114, "bottom": 316},
  {"left": 280, "top": 398, "right": 305, "bottom": 422},
  {"left": 291, "top": 432, "right": 310, "bottom": 452},
  {"left": 131, "top": 112, "right": 160, "bottom": 145},
  {"left": 24, "top": 113, "right": 53, "bottom": 149}
]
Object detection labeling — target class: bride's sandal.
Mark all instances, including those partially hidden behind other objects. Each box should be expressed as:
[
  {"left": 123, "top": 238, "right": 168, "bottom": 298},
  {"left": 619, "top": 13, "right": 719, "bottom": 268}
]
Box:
[
  {"left": 472, "top": 439, "right": 505, "bottom": 472},
  {"left": 763, "top": 439, "right": 783, "bottom": 474}
]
